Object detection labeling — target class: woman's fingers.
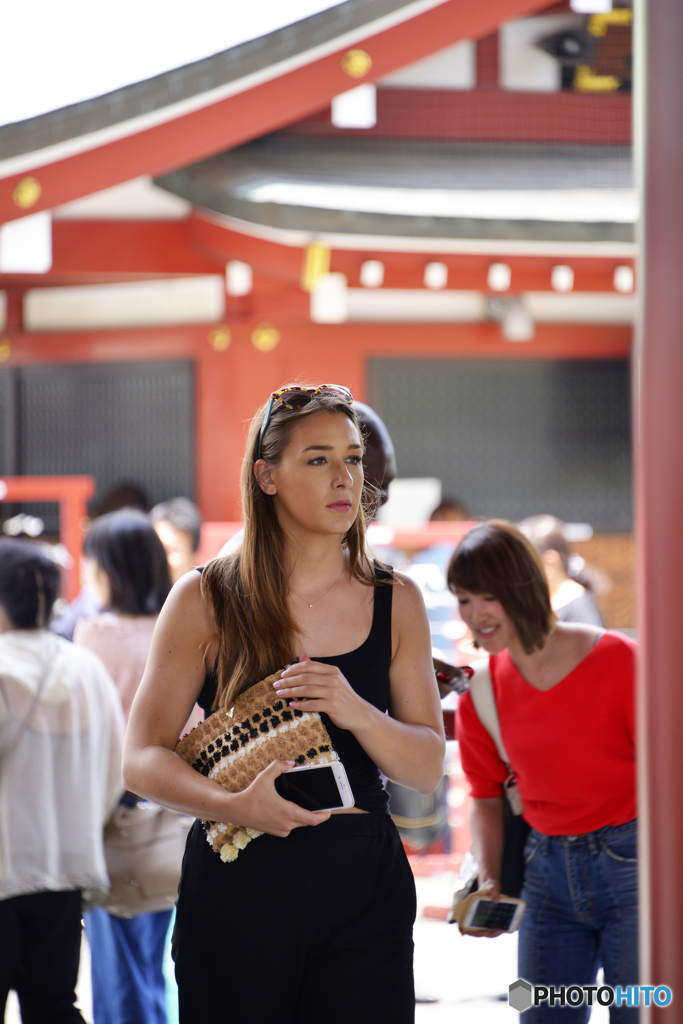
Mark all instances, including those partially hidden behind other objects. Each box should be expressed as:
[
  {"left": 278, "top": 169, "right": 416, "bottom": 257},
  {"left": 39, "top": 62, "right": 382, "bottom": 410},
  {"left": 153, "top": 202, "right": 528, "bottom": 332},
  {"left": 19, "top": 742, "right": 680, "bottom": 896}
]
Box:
[
  {"left": 279, "top": 660, "right": 338, "bottom": 680},
  {"left": 277, "top": 662, "right": 366, "bottom": 732},
  {"left": 276, "top": 683, "right": 334, "bottom": 699},
  {"left": 243, "top": 760, "right": 332, "bottom": 835}
]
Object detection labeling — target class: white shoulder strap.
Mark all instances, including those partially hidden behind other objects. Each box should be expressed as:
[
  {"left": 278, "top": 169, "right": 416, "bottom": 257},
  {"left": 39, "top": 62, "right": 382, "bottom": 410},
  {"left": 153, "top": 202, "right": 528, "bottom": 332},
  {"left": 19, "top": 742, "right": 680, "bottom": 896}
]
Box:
[{"left": 468, "top": 657, "right": 512, "bottom": 768}]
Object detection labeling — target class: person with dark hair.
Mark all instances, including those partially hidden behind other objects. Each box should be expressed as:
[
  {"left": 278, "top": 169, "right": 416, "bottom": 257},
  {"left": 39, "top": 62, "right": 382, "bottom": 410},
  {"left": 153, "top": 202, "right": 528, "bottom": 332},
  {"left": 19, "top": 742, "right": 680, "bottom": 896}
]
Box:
[
  {"left": 150, "top": 497, "right": 202, "bottom": 584},
  {"left": 91, "top": 482, "right": 149, "bottom": 518},
  {"left": 429, "top": 497, "right": 469, "bottom": 522},
  {"left": 0, "top": 539, "right": 124, "bottom": 1022},
  {"left": 73, "top": 510, "right": 174, "bottom": 1024},
  {"left": 122, "top": 384, "right": 445, "bottom": 1023},
  {"left": 353, "top": 401, "right": 397, "bottom": 514},
  {"left": 52, "top": 482, "right": 150, "bottom": 642},
  {"left": 517, "top": 514, "right": 605, "bottom": 627},
  {"left": 448, "top": 521, "right": 638, "bottom": 1021}
]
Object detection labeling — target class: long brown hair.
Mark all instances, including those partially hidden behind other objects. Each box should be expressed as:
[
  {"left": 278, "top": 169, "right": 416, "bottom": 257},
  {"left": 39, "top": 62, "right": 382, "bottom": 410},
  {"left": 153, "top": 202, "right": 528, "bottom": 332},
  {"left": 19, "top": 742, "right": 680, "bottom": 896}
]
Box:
[{"left": 202, "top": 390, "right": 381, "bottom": 709}]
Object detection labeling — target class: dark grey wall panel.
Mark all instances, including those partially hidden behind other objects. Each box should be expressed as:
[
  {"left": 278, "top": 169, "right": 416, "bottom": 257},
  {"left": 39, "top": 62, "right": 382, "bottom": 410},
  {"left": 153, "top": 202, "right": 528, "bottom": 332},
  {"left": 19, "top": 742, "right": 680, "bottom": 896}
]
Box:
[
  {"left": 368, "top": 358, "right": 632, "bottom": 531},
  {"left": 1, "top": 360, "right": 194, "bottom": 531}
]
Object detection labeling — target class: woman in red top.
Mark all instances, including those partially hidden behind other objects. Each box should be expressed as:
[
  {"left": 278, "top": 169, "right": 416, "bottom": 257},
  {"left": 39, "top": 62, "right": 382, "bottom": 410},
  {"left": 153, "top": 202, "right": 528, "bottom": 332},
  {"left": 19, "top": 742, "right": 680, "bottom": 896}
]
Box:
[{"left": 450, "top": 521, "right": 637, "bottom": 1023}]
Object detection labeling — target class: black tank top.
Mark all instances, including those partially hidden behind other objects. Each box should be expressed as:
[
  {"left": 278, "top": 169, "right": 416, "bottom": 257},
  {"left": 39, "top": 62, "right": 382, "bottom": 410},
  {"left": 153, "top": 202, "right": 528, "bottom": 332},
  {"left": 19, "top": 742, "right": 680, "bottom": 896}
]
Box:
[{"left": 196, "top": 567, "right": 393, "bottom": 816}]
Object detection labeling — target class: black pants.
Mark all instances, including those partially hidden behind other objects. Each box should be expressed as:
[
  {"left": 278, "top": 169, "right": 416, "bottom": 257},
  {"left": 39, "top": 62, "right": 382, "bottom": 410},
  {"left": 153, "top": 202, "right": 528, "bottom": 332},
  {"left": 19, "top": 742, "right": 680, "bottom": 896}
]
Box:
[
  {"left": 0, "top": 889, "right": 85, "bottom": 1023},
  {"left": 174, "top": 814, "right": 417, "bottom": 1024}
]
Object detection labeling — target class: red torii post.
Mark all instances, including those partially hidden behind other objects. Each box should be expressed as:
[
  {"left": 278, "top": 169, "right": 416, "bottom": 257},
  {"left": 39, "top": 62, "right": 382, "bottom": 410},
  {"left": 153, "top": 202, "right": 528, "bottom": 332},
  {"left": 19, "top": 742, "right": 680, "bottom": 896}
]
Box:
[{"left": 0, "top": 475, "right": 95, "bottom": 602}]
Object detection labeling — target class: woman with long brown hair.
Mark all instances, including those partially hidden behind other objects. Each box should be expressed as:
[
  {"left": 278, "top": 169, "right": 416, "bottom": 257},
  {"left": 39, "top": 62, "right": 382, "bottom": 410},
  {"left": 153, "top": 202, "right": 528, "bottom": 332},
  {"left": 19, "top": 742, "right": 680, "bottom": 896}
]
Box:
[{"left": 123, "top": 385, "right": 445, "bottom": 1023}]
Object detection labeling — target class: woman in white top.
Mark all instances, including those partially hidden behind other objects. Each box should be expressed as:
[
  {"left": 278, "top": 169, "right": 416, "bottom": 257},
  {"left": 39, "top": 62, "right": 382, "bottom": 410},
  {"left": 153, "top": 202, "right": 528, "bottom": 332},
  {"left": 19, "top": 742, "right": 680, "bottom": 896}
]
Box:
[{"left": 0, "top": 539, "right": 124, "bottom": 1023}]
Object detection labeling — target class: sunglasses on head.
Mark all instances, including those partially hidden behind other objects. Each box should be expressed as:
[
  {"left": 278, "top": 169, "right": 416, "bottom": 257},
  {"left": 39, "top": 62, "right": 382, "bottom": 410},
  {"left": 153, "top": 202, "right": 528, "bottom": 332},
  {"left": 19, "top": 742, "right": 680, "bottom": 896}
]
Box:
[{"left": 256, "top": 385, "right": 354, "bottom": 461}]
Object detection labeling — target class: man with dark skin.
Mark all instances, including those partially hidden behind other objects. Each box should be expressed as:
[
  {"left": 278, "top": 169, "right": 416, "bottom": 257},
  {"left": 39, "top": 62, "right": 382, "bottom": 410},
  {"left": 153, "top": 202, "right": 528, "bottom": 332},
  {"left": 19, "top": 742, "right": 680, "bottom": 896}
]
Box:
[{"left": 353, "top": 401, "right": 397, "bottom": 516}]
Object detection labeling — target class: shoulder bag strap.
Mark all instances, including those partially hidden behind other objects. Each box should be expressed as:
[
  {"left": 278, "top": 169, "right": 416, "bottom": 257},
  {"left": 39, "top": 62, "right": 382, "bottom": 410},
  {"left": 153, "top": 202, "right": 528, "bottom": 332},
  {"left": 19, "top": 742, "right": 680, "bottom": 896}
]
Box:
[
  {"left": 468, "top": 657, "right": 525, "bottom": 815},
  {"left": 468, "top": 658, "right": 511, "bottom": 765}
]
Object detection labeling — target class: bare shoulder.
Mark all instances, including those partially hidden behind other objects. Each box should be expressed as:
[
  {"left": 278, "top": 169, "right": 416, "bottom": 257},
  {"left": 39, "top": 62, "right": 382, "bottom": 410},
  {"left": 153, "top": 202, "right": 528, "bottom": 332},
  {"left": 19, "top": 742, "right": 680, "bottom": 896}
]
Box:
[
  {"left": 157, "top": 569, "right": 215, "bottom": 645},
  {"left": 389, "top": 571, "right": 430, "bottom": 652},
  {"left": 390, "top": 570, "right": 426, "bottom": 612},
  {"left": 554, "top": 620, "right": 603, "bottom": 657}
]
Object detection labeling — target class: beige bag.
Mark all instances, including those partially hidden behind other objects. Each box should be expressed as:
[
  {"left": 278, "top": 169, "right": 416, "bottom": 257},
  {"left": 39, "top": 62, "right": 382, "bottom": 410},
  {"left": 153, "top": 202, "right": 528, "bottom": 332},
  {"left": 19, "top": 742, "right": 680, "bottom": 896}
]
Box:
[
  {"left": 175, "top": 664, "right": 336, "bottom": 863},
  {"left": 100, "top": 800, "right": 193, "bottom": 918}
]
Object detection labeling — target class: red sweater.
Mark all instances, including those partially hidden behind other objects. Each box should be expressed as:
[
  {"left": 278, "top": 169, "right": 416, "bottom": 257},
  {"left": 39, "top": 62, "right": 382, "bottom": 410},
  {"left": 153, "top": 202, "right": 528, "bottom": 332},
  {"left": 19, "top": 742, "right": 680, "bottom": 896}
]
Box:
[{"left": 457, "top": 631, "right": 637, "bottom": 836}]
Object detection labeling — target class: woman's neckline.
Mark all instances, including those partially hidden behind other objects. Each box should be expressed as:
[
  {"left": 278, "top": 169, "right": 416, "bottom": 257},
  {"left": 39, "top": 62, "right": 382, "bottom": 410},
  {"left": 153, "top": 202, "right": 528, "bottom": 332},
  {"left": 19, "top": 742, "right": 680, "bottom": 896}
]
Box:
[
  {"left": 503, "top": 629, "right": 608, "bottom": 693},
  {"left": 308, "top": 585, "right": 380, "bottom": 662}
]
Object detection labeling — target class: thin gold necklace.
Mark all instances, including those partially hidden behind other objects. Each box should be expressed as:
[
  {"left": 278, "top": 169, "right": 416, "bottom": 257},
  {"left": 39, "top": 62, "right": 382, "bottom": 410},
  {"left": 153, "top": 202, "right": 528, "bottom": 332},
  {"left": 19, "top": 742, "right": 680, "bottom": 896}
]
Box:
[{"left": 290, "top": 567, "right": 346, "bottom": 608}]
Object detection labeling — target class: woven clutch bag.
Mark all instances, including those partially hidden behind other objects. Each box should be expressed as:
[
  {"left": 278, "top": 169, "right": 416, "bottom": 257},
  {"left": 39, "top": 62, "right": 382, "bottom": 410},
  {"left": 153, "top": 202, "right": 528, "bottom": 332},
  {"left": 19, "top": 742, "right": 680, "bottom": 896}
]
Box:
[{"left": 175, "top": 664, "right": 336, "bottom": 862}]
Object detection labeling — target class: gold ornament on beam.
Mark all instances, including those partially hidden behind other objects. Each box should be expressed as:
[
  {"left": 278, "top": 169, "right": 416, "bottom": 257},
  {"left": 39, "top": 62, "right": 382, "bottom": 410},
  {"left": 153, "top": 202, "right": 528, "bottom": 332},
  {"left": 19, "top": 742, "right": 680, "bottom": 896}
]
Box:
[
  {"left": 12, "top": 177, "right": 42, "bottom": 209},
  {"left": 251, "top": 324, "right": 280, "bottom": 352},
  {"left": 208, "top": 326, "right": 231, "bottom": 351},
  {"left": 341, "top": 49, "right": 372, "bottom": 79},
  {"left": 301, "top": 243, "right": 331, "bottom": 292}
]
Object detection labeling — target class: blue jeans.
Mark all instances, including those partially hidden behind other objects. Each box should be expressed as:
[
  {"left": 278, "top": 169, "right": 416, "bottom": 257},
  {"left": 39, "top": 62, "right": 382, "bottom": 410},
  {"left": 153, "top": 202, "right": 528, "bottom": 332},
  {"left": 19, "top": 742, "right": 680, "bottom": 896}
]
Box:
[
  {"left": 518, "top": 820, "right": 639, "bottom": 1023},
  {"left": 85, "top": 907, "right": 173, "bottom": 1024}
]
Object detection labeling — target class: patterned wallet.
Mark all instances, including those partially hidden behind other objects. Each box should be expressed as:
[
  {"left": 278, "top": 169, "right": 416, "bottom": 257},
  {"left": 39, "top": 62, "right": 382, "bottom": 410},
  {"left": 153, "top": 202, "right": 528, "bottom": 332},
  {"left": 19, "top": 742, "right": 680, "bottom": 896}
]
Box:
[{"left": 175, "top": 664, "right": 337, "bottom": 862}]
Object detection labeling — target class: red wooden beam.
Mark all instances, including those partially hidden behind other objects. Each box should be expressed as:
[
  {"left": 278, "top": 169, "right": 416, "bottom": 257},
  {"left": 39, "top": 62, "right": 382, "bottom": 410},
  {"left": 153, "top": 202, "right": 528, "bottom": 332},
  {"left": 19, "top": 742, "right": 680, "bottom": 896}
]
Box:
[
  {"left": 289, "top": 87, "right": 632, "bottom": 144},
  {"left": 0, "top": 0, "right": 552, "bottom": 224},
  {"left": 0, "top": 220, "right": 224, "bottom": 287},
  {"left": 190, "top": 214, "right": 635, "bottom": 291},
  {"left": 0, "top": 216, "right": 634, "bottom": 292},
  {"left": 49, "top": 220, "right": 223, "bottom": 277},
  {"left": 476, "top": 33, "right": 500, "bottom": 89},
  {"left": 1, "top": 319, "right": 632, "bottom": 367}
]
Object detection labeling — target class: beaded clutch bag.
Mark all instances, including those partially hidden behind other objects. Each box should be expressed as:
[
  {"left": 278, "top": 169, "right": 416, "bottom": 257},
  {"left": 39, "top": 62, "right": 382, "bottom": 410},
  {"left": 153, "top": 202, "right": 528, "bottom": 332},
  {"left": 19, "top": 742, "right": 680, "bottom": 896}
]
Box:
[{"left": 175, "top": 664, "right": 337, "bottom": 862}]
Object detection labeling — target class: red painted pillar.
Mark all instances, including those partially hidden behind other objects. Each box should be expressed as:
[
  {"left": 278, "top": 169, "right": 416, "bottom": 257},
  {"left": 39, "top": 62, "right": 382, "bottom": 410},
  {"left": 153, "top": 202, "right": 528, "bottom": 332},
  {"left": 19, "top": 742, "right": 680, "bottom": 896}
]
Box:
[{"left": 634, "top": 0, "right": 683, "bottom": 1007}]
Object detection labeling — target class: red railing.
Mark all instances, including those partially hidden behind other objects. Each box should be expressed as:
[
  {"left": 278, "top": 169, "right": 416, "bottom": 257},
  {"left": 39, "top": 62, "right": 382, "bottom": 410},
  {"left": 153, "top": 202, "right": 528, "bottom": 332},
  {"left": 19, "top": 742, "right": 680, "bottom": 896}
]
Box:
[{"left": 0, "top": 475, "right": 95, "bottom": 602}]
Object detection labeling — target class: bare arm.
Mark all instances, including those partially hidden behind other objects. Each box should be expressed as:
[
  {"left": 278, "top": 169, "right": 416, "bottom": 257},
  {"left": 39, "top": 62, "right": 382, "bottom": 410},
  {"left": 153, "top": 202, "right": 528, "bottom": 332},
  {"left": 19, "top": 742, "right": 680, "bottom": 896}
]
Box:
[
  {"left": 275, "top": 574, "right": 446, "bottom": 794},
  {"left": 122, "top": 571, "right": 330, "bottom": 836},
  {"left": 470, "top": 796, "right": 505, "bottom": 897}
]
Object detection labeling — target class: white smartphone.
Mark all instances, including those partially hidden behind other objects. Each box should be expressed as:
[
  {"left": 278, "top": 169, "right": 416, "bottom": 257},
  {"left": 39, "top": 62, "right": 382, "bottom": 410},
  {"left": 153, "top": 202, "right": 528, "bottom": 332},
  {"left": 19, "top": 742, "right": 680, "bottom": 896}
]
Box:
[
  {"left": 274, "top": 761, "right": 355, "bottom": 812},
  {"left": 462, "top": 896, "right": 526, "bottom": 933}
]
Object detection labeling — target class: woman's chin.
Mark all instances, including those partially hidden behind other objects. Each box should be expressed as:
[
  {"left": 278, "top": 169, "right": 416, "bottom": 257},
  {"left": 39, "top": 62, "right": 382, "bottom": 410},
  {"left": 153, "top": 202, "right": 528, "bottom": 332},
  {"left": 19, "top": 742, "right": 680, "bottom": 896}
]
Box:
[{"left": 476, "top": 632, "right": 505, "bottom": 655}]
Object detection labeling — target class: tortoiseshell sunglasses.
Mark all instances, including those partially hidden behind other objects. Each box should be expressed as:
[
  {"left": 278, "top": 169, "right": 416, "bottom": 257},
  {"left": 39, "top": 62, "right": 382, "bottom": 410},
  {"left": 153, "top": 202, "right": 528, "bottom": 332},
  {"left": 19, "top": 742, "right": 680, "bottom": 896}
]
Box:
[{"left": 256, "top": 385, "right": 354, "bottom": 461}]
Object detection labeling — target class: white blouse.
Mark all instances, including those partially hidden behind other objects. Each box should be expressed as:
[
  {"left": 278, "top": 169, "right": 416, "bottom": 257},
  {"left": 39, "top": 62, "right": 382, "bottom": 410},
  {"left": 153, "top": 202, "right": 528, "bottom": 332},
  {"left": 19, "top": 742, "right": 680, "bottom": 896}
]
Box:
[{"left": 0, "top": 629, "right": 125, "bottom": 902}]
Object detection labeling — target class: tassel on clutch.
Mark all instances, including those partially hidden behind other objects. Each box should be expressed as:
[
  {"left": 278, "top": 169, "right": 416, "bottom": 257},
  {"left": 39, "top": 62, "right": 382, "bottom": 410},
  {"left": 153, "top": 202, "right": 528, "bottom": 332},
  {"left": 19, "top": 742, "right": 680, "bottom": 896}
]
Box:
[{"left": 175, "top": 665, "right": 337, "bottom": 862}]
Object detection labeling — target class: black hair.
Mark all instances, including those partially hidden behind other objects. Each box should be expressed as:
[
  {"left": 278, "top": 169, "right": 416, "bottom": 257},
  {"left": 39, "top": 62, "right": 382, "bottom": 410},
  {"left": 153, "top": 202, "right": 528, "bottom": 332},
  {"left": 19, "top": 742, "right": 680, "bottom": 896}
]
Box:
[
  {"left": 149, "top": 497, "right": 202, "bottom": 552},
  {"left": 84, "top": 509, "right": 171, "bottom": 616},
  {"left": 92, "top": 481, "right": 149, "bottom": 518},
  {"left": 0, "top": 538, "right": 60, "bottom": 629}
]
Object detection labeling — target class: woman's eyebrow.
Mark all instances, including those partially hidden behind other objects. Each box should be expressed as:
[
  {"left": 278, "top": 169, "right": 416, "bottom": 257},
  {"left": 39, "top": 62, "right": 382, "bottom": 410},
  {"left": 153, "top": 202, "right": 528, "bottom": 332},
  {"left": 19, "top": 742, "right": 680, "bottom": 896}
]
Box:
[{"left": 301, "top": 443, "right": 363, "bottom": 452}]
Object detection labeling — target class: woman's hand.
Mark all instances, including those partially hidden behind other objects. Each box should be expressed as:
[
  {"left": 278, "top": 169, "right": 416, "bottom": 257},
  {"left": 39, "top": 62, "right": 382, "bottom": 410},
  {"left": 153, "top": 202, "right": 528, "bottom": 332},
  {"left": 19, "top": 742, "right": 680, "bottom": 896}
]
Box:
[
  {"left": 458, "top": 881, "right": 506, "bottom": 938},
  {"left": 229, "top": 759, "right": 331, "bottom": 837},
  {"left": 274, "top": 653, "right": 371, "bottom": 732}
]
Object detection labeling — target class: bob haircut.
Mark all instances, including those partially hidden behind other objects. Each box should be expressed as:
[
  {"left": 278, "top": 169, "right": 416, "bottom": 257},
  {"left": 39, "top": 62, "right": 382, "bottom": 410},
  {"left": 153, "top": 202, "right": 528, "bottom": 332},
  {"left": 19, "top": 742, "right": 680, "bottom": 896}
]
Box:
[
  {"left": 447, "top": 520, "right": 556, "bottom": 654},
  {"left": 0, "top": 538, "right": 60, "bottom": 629},
  {"left": 84, "top": 508, "right": 171, "bottom": 616}
]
